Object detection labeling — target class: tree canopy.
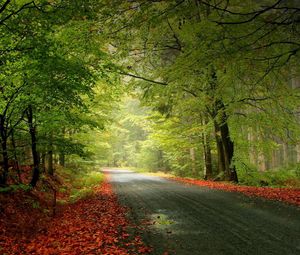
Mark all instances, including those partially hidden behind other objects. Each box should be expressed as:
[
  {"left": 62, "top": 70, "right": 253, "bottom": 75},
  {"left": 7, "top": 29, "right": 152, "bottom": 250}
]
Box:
[{"left": 0, "top": 0, "right": 299, "bottom": 187}]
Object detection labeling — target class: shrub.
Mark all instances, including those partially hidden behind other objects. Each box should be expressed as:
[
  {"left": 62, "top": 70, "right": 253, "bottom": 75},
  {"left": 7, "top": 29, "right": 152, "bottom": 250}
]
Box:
[
  {"left": 70, "top": 188, "right": 94, "bottom": 203},
  {"left": 68, "top": 171, "right": 104, "bottom": 203},
  {"left": 237, "top": 164, "right": 300, "bottom": 188}
]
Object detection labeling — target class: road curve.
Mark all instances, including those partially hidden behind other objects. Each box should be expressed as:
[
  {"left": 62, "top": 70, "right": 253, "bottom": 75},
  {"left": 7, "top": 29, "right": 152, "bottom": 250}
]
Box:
[{"left": 106, "top": 169, "right": 300, "bottom": 255}]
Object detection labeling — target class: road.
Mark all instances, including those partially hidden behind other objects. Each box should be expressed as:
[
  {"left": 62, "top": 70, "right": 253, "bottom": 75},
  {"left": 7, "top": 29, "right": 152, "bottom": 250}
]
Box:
[{"left": 107, "top": 169, "right": 300, "bottom": 255}]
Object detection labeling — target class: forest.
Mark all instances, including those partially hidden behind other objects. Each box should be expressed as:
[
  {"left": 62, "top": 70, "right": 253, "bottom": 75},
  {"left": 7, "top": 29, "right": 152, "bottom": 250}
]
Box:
[
  {"left": 0, "top": 0, "right": 300, "bottom": 254},
  {"left": 1, "top": 0, "right": 299, "bottom": 187}
]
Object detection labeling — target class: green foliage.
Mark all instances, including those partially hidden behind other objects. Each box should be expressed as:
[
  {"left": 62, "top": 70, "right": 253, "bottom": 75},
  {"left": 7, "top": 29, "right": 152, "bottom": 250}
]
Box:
[
  {"left": 0, "top": 184, "right": 31, "bottom": 193},
  {"left": 31, "top": 201, "right": 40, "bottom": 209},
  {"left": 73, "top": 171, "right": 104, "bottom": 189},
  {"left": 100, "top": 0, "right": 300, "bottom": 184},
  {"left": 136, "top": 140, "right": 163, "bottom": 171},
  {"left": 70, "top": 188, "right": 94, "bottom": 203},
  {"left": 0, "top": 0, "right": 122, "bottom": 186},
  {"left": 53, "top": 163, "right": 104, "bottom": 203},
  {"left": 238, "top": 164, "right": 300, "bottom": 188},
  {"left": 69, "top": 170, "right": 104, "bottom": 203},
  {"left": 1, "top": 0, "right": 300, "bottom": 187}
]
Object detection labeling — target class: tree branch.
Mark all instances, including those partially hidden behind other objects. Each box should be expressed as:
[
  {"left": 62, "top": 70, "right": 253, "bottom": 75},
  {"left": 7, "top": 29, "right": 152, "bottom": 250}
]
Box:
[
  {"left": 118, "top": 71, "right": 168, "bottom": 85},
  {"left": 213, "top": 0, "right": 283, "bottom": 25},
  {"left": 0, "top": 1, "right": 46, "bottom": 25},
  {"left": 0, "top": 0, "right": 10, "bottom": 15}
]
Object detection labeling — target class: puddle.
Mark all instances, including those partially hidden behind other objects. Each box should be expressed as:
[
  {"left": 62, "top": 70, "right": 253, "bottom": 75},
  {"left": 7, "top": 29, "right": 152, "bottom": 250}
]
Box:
[{"left": 151, "top": 213, "right": 176, "bottom": 228}]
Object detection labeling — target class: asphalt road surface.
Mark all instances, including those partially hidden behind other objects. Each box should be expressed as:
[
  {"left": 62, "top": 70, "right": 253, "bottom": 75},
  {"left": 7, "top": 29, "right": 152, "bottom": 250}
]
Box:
[{"left": 107, "top": 169, "right": 300, "bottom": 255}]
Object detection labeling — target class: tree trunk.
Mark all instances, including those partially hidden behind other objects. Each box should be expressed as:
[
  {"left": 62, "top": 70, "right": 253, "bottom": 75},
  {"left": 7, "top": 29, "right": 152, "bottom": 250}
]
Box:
[
  {"left": 0, "top": 139, "right": 9, "bottom": 186},
  {"left": 214, "top": 121, "right": 226, "bottom": 175},
  {"left": 212, "top": 99, "right": 238, "bottom": 182},
  {"left": 41, "top": 152, "right": 46, "bottom": 173},
  {"left": 11, "top": 128, "right": 21, "bottom": 182},
  {"left": 158, "top": 150, "right": 164, "bottom": 169},
  {"left": 189, "top": 147, "right": 197, "bottom": 176},
  {"left": 48, "top": 149, "right": 54, "bottom": 175},
  {"left": 59, "top": 128, "right": 65, "bottom": 167},
  {"left": 258, "top": 152, "right": 267, "bottom": 171},
  {"left": 48, "top": 133, "right": 54, "bottom": 175},
  {"left": 219, "top": 119, "right": 238, "bottom": 182},
  {"left": 27, "top": 106, "right": 40, "bottom": 187},
  {"left": 204, "top": 141, "right": 212, "bottom": 179},
  {"left": 53, "top": 153, "right": 58, "bottom": 165},
  {"left": 0, "top": 115, "right": 9, "bottom": 186},
  {"left": 202, "top": 132, "right": 213, "bottom": 179},
  {"left": 59, "top": 153, "right": 65, "bottom": 167},
  {"left": 296, "top": 144, "right": 300, "bottom": 163}
]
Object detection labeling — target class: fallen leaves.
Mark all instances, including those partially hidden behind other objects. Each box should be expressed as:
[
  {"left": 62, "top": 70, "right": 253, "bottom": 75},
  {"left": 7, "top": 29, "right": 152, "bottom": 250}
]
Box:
[
  {"left": 169, "top": 177, "right": 300, "bottom": 206},
  {"left": 0, "top": 175, "right": 152, "bottom": 255}
]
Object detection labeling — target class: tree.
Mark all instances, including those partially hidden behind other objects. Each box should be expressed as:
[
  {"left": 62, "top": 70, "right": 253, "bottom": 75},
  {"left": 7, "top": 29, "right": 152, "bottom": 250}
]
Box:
[
  {"left": 0, "top": 0, "right": 118, "bottom": 186},
  {"left": 100, "top": 0, "right": 300, "bottom": 181}
]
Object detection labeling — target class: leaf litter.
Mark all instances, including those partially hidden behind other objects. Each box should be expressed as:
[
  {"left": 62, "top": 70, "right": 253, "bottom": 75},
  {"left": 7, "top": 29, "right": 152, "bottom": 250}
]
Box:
[{"left": 0, "top": 175, "right": 152, "bottom": 255}]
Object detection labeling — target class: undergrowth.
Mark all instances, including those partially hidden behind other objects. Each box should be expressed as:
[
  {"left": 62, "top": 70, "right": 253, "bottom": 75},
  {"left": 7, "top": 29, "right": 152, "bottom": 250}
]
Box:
[
  {"left": 0, "top": 162, "right": 105, "bottom": 254},
  {"left": 57, "top": 163, "right": 104, "bottom": 203},
  {"left": 237, "top": 164, "right": 300, "bottom": 188}
]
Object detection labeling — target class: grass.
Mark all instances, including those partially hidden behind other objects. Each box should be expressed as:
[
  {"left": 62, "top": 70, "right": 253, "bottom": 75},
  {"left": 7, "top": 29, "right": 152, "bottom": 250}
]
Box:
[
  {"left": 236, "top": 164, "right": 300, "bottom": 188},
  {"left": 70, "top": 171, "right": 104, "bottom": 202},
  {"left": 56, "top": 164, "right": 104, "bottom": 203},
  {"left": 0, "top": 183, "right": 31, "bottom": 193}
]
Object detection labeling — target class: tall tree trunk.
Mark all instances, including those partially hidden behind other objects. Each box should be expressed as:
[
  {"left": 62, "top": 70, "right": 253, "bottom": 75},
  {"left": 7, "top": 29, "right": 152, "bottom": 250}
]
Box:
[
  {"left": 48, "top": 133, "right": 54, "bottom": 175},
  {"left": 59, "top": 153, "right": 65, "bottom": 167},
  {"left": 189, "top": 147, "right": 196, "bottom": 176},
  {"left": 219, "top": 118, "right": 238, "bottom": 182},
  {"left": 0, "top": 139, "right": 9, "bottom": 186},
  {"left": 11, "top": 128, "right": 21, "bottom": 182},
  {"left": 258, "top": 152, "right": 267, "bottom": 171},
  {"left": 48, "top": 150, "right": 53, "bottom": 175},
  {"left": 201, "top": 116, "right": 213, "bottom": 179},
  {"left": 54, "top": 153, "right": 58, "bottom": 165},
  {"left": 296, "top": 144, "right": 300, "bottom": 163},
  {"left": 59, "top": 128, "right": 65, "bottom": 167},
  {"left": 214, "top": 121, "right": 226, "bottom": 175},
  {"left": 0, "top": 115, "right": 9, "bottom": 186},
  {"left": 27, "top": 106, "right": 40, "bottom": 187},
  {"left": 158, "top": 150, "right": 164, "bottom": 169},
  {"left": 207, "top": 67, "right": 238, "bottom": 182},
  {"left": 212, "top": 100, "right": 238, "bottom": 182},
  {"left": 248, "top": 129, "right": 258, "bottom": 166},
  {"left": 282, "top": 142, "right": 289, "bottom": 167},
  {"left": 203, "top": 135, "right": 212, "bottom": 180},
  {"left": 41, "top": 152, "right": 46, "bottom": 173}
]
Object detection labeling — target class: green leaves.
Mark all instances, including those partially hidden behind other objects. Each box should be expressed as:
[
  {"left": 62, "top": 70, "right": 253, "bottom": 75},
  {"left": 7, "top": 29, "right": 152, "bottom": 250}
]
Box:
[{"left": 98, "top": 0, "right": 300, "bottom": 179}]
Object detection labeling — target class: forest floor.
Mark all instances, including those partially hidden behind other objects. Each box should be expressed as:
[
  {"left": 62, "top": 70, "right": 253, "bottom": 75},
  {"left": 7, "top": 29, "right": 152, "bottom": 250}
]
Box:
[
  {"left": 109, "top": 169, "right": 300, "bottom": 255},
  {"left": 0, "top": 174, "right": 151, "bottom": 255}
]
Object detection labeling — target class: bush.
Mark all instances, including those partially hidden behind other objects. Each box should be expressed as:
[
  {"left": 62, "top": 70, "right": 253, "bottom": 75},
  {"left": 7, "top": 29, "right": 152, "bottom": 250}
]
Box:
[
  {"left": 69, "top": 171, "right": 104, "bottom": 202},
  {"left": 73, "top": 171, "right": 104, "bottom": 189},
  {"left": 0, "top": 184, "right": 31, "bottom": 193},
  {"left": 237, "top": 164, "right": 300, "bottom": 188},
  {"left": 70, "top": 188, "right": 94, "bottom": 203}
]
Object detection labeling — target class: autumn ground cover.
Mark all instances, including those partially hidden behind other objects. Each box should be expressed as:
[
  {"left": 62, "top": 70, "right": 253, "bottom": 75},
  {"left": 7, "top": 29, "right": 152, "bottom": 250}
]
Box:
[
  {"left": 0, "top": 173, "right": 151, "bottom": 255},
  {"left": 168, "top": 176, "right": 300, "bottom": 206}
]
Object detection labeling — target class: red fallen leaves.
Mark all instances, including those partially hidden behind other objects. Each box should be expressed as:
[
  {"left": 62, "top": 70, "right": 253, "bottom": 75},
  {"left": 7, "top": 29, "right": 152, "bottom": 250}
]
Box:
[
  {"left": 169, "top": 177, "right": 300, "bottom": 206},
  {"left": 0, "top": 177, "right": 152, "bottom": 255}
]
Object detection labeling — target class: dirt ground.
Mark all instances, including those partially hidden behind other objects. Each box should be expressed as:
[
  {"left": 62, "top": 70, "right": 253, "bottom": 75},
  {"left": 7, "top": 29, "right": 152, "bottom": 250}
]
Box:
[{"left": 107, "top": 169, "right": 300, "bottom": 255}]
